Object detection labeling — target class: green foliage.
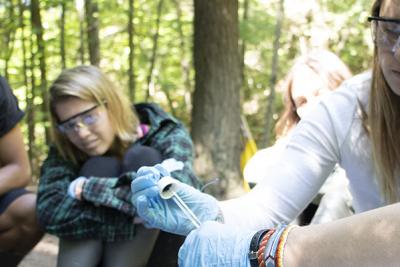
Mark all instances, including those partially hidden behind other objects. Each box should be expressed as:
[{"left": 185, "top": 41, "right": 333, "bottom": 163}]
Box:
[
  {"left": 0, "top": 0, "right": 375, "bottom": 174},
  {"left": 239, "top": 0, "right": 373, "bottom": 147}
]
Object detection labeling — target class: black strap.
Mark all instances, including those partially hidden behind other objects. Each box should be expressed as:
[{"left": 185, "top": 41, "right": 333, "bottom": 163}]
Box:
[{"left": 248, "top": 229, "right": 269, "bottom": 267}]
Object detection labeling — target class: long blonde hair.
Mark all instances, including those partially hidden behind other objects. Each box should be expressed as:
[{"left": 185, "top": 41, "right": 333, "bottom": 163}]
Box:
[
  {"left": 49, "top": 65, "right": 139, "bottom": 164},
  {"left": 275, "top": 50, "right": 352, "bottom": 137},
  {"left": 368, "top": 0, "right": 400, "bottom": 203}
]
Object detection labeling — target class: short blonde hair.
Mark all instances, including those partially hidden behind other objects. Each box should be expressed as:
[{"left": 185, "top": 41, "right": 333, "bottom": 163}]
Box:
[{"left": 49, "top": 65, "right": 139, "bottom": 164}]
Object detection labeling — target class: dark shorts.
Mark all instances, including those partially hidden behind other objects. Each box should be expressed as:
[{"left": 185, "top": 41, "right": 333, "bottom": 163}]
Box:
[{"left": 0, "top": 188, "right": 30, "bottom": 215}]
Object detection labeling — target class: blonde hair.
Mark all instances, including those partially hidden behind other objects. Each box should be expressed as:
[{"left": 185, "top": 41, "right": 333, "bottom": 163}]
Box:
[
  {"left": 368, "top": 0, "right": 400, "bottom": 203},
  {"left": 49, "top": 65, "right": 139, "bottom": 164},
  {"left": 275, "top": 50, "right": 352, "bottom": 137}
]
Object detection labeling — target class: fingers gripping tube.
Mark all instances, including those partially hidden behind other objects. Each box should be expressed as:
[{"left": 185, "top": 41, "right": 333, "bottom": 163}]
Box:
[{"left": 157, "top": 176, "right": 201, "bottom": 228}]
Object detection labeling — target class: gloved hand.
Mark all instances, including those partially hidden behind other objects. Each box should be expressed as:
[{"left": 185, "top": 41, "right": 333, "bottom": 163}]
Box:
[
  {"left": 178, "top": 221, "right": 254, "bottom": 267},
  {"left": 131, "top": 162, "right": 221, "bottom": 235}
]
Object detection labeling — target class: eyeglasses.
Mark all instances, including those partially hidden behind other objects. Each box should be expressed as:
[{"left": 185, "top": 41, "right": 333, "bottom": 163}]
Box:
[
  {"left": 368, "top": 16, "right": 400, "bottom": 53},
  {"left": 57, "top": 103, "right": 102, "bottom": 134}
]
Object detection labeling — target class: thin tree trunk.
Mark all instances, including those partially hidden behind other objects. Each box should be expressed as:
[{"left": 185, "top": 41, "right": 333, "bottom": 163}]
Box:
[
  {"left": 128, "top": 0, "right": 135, "bottom": 101},
  {"left": 163, "top": 87, "right": 177, "bottom": 118},
  {"left": 172, "top": 0, "right": 192, "bottom": 111},
  {"left": 263, "top": 0, "right": 284, "bottom": 147},
  {"left": 85, "top": 0, "right": 100, "bottom": 66},
  {"left": 30, "top": 0, "right": 49, "bottom": 143},
  {"left": 191, "top": 0, "right": 242, "bottom": 199},
  {"left": 76, "top": 0, "right": 85, "bottom": 64},
  {"left": 19, "top": 0, "right": 35, "bottom": 172},
  {"left": 60, "top": 0, "right": 66, "bottom": 69},
  {"left": 3, "top": 1, "right": 16, "bottom": 80},
  {"left": 240, "top": 0, "right": 249, "bottom": 89},
  {"left": 146, "top": 0, "right": 164, "bottom": 101}
]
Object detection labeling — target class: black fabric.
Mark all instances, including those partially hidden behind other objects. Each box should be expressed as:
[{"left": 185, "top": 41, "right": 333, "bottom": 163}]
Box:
[
  {"left": 248, "top": 229, "right": 269, "bottom": 267},
  {"left": 79, "top": 157, "right": 121, "bottom": 177},
  {"left": 122, "top": 145, "right": 163, "bottom": 173},
  {"left": 79, "top": 145, "right": 162, "bottom": 177},
  {"left": 0, "top": 188, "right": 29, "bottom": 214},
  {"left": 298, "top": 203, "right": 319, "bottom": 226},
  {"left": 0, "top": 77, "right": 24, "bottom": 138},
  {"left": 146, "top": 231, "right": 185, "bottom": 267},
  {"left": 0, "top": 250, "right": 24, "bottom": 267}
]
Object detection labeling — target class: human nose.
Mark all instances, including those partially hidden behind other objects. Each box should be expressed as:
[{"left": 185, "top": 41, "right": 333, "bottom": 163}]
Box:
[{"left": 73, "top": 122, "right": 91, "bottom": 137}]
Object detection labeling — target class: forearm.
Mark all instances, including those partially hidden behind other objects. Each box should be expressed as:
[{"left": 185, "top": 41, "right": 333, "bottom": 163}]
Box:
[
  {"left": 220, "top": 162, "right": 324, "bottom": 230},
  {"left": 285, "top": 203, "right": 400, "bottom": 267},
  {"left": 0, "top": 125, "right": 31, "bottom": 195}
]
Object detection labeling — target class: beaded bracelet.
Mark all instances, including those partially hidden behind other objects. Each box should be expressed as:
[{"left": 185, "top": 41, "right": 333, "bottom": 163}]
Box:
[{"left": 275, "top": 225, "right": 297, "bottom": 267}]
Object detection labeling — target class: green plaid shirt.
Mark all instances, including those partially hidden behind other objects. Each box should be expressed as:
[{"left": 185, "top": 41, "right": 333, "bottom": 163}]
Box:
[{"left": 37, "top": 103, "right": 201, "bottom": 242}]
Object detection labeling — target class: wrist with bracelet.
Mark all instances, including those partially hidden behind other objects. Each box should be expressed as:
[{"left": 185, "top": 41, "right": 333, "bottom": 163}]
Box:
[{"left": 248, "top": 224, "right": 297, "bottom": 267}]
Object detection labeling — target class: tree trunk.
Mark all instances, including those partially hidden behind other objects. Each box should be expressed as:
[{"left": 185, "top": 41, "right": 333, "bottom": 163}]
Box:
[
  {"left": 85, "top": 0, "right": 100, "bottom": 66},
  {"left": 191, "top": 0, "right": 243, "bottom": 199},
  {"left": 263, "top": 0, "right": 284, "bottom": 147},
  {"left": 240, "top": 0, "right": 249, "bottom": 90},
  {"left": 76, "top": 0, "right": 86, "bottom": 64},
  {"left": 128, "top": 0, "right": 135, "bottom": 101},
  {"left": 19, "top": 0, "right": 35, "bottom": 175},
  {"left": 60, "top": 0, "right": 66, "bottom": 69},
  {"left": 3, "top": 1, "right": 16, "bottom": 80},
  {"left": 30, "top": 0, "right": 49, "bottom": 144},
  {"left": 172, "top": 0, "right": 192, "bottom": 111},
  {"left": 146, "top": 0, "right": 164, "bottom": 101}
]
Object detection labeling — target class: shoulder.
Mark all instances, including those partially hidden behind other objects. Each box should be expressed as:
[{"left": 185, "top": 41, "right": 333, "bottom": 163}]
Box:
[
  {"left": 134, "top": 102, "right": 181, "bottom": 128},
  {"left": 318, "top": 71, "right": 371, "bottom": 119},
  {"left": 0, "top": 77, "right": 24, "bottom": 137},
  {"left": 338, "top": 71, "right": 371, "bottom": 108},
  {"left": 294, "top": 73, "right": 371, "bottom": 148}
]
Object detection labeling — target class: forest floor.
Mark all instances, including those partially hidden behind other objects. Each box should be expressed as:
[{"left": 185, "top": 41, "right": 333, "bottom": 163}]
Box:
[{"left": 19, "top": 234, "right": 58, "bottom": 267}]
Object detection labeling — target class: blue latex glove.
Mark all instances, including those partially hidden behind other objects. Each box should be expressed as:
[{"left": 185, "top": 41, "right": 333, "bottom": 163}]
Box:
[
  {"left": 131, "top": 163, "right": 221, "bottom": 235},
  {"left": 179, "top": 221, "right": 254, "bottom": 267}
]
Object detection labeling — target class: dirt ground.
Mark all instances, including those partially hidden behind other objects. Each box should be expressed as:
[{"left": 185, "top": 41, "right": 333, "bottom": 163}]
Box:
[{"left": 18, "top": 234, "right": 58, "bottom": 267}]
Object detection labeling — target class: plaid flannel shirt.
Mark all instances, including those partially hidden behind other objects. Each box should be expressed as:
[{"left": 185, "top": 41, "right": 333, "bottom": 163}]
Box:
[{"left": 37, "top": 103, "right": 202, "bottom": 242}]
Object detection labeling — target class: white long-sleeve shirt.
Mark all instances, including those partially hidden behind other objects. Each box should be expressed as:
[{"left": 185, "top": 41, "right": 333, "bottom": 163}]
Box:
[{"left": 221, "top": 71, "right": 385, "bottom": 230}]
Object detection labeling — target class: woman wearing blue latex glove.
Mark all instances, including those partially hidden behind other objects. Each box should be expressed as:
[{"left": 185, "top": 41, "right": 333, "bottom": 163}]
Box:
[
  {"left": 132, "top": 163, "right": 221, "bottom": 236},
  {"left": 133, "top": 0, "right": 400, "bottom": 266}
]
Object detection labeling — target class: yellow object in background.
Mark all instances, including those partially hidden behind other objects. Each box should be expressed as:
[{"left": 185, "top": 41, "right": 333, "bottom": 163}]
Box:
[
  {"left": 240, "top": 139, "right": 258, "bottom": 173},
  {"left": 240, "top": 116, "right": 258, "bottom": 192}
]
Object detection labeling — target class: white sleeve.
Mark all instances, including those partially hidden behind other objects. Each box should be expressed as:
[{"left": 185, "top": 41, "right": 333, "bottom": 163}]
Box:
[{"left": 220, "top": 85, "right": 358, "bottom": 230}]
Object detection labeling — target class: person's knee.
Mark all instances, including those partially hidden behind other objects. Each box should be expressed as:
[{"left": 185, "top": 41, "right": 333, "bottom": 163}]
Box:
[
  {"left": 79, "top": 156, "right": 121, "bottom": 177},
  {"left": 122, "top": 145, "right": 162, "bottom": 173},
  {"left": 0, "top": 193, "right": 43, "bottom": 253},
  {"left": 5, "top": 193, "right": 36, "bottom": 223},
  {"left": 8, "top": 194, "right": 43, "bottom": 234}
]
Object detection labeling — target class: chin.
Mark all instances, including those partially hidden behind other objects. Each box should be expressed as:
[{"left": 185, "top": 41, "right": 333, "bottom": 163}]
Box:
[
  {"left": 85, "top": 147, "right": 106, "bottom": 156},
  {"left": 387, "top": 79, "right": 400, "bottom": 96}
]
